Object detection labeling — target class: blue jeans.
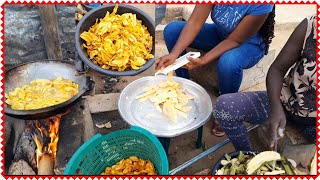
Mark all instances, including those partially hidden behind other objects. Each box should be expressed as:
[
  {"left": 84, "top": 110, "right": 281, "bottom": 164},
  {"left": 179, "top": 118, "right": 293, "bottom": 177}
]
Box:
[{"left": 164, "top": 21, "right": 265, "bottom": 94}]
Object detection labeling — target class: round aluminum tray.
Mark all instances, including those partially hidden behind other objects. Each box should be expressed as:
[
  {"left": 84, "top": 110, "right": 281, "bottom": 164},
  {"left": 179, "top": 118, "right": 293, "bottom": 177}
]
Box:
[{"left": 118, "top": 75, "right": 213, "bottom": 137}]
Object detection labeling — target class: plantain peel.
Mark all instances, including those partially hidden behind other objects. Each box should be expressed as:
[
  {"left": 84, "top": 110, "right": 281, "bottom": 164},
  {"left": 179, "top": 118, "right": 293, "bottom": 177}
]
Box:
[
  {"left": 216, "top": 151, "right": 297, "bottom": 175},
  {"left": 5, "top": 77, "right": 79, "bottom": 110},
  {"left": 80, "top": 4, "right": 154, "bottom": 71},
  {"left": 136, "top": 72, "right": 194, "bottom": 122}
]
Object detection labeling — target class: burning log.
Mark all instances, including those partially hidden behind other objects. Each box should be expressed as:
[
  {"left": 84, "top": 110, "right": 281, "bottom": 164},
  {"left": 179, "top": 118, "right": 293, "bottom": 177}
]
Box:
[
  {"left": 33, "top": 112, "right": 68, "bottom": 175},
  {"left": 38, "top": 154, "right": 54, "bottom": 175},
  {"left": 7, "top": 111, "right": 69, "bottom": 175},
  {"left": 34, "top": 117, "right": 60, "bottom": 166}
]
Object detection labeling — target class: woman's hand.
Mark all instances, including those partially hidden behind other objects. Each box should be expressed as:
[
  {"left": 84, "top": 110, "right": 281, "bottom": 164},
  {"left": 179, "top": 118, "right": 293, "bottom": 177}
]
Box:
[
  {"left": 155, "top": 53, "right": 178, "bottom": 71},
  {"left": 183, "top": 56, "right": 207, "bottom": 70},
  {"left": 266, "top": 19, "right": 307, "bottom": 149},
  {"left": 268, "top": 107, "right": 286, "bottom": 148},
  {"left": 155, "top": 5, "right": 212, "bottom": 72}
]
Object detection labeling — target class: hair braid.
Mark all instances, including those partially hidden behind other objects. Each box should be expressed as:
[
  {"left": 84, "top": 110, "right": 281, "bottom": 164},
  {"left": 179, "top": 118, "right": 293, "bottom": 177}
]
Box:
[{"left": 259, "top": 5, "right": 276, "bottom": 54}]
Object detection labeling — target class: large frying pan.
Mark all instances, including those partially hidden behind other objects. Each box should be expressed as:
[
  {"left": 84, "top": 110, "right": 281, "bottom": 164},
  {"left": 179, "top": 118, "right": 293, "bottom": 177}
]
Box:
[{"left": 5, "top": 60, "right": 94, "bottom": 120}]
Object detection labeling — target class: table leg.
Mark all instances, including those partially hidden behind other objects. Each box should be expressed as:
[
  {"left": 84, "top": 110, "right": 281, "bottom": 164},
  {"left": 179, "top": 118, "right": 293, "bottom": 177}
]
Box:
[
  {"left": 158, "top": 137, "right": 171, "bottom": 154},
  {"left": 197, "top": 126, "right": 203, "bottom": 149}
]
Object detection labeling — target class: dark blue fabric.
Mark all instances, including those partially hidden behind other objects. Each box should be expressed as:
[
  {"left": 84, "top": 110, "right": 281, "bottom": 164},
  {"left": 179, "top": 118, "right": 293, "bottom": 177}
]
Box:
[
  {"left": 211, "top": 5, "right": 274, "bottom": 45},
  {"left": 163, "top": 21, "right": 265, "bottom": 94},
  {"left": 87, "top": 4, "right": 101, "bottom": 8}
]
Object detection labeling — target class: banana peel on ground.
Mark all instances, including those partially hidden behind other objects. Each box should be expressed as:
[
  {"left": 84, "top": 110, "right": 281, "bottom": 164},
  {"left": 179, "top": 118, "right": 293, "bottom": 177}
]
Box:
[{"left": 310, "top": 150, "right": 317, "bottom": 175}]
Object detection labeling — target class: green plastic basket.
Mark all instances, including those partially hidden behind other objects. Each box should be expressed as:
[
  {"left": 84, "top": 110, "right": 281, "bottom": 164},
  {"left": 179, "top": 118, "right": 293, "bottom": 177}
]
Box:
[{"left": 64, "top": 126, "right": 169, "bottom": 175}]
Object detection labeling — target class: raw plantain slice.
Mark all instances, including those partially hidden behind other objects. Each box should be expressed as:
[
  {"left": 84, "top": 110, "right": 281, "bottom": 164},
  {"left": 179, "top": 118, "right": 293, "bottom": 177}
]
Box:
[
  {"left": 136, "top": 72, "right": 194, "bottom": 122},
  {"left": 176, "top": 109, "right": 188, "bottom": 119}
]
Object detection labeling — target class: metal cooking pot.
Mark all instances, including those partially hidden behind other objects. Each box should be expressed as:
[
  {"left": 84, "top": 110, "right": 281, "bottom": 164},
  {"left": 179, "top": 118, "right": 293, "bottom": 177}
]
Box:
[{"left": 75, "top": 4, "right": 155, "bottom": 76}]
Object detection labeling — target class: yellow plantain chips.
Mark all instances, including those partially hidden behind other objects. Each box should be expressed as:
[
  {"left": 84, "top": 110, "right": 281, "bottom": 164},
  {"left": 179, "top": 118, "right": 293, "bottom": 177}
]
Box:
[
  {"left": 80, "top": 4, "right": 154, "bottom": 71},
  {"left": 101, "top": 156, "right": 157, "bottom": 175},
  {"left": 5, "top": 77, "right": 79, "bottom": 110}
]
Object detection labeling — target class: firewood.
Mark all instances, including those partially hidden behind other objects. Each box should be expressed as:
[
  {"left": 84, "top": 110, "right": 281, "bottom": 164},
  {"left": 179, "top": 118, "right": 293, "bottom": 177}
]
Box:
[
  {"left": 4, "top": 116, "right": 13, "bottom": 146},
  {"left": 13, "top": 131, "right": 37, "bottom": 171},
  {"left": 38, "top": 154, "right": 55, "bottom": 175},
  {"left": 12, "top": 120, "right": 25, "bottom": 154}
]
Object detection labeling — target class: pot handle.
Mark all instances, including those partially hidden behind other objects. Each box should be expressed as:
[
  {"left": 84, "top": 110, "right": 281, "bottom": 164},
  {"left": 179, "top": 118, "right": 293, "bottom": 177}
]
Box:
[
  {"left": 75, "top": 59, "right": 86, "bottom": 73},
  {"left": 84, "top": 76, "right": 95, "bottom": 91}
]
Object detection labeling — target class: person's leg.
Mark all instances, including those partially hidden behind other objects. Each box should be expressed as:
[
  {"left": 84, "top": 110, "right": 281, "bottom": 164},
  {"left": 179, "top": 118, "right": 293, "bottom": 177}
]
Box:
[
  {"left": 212, "top": 42, "right": 265, "bottom": 136},
  {"left": 213, "top": 91, "right": 270, "bottom": 151},
  {"left": 163, "top": 21, "right": 222, "bottom": 79},
  {"left": 217, "top": 42, "right": 265, "bottom": 94}
]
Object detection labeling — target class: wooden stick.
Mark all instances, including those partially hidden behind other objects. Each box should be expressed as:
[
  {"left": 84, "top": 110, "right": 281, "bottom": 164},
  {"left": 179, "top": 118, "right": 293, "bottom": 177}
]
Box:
[
  {"left": 82, "top": 100, "right": 95, "bottom": 141},
  {"left": 38, "top": 5, "right": 63, "bottom": 60}
]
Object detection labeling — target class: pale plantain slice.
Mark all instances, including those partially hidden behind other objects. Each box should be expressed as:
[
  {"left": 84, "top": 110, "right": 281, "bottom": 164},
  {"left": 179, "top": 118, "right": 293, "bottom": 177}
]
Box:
[
  {"left": 136, "top": 88, "right": 157, "bottom": 99},
  {"left": 163, "top": 101, "right": 177, "bottom": 122},
  {"left": 182, "top": 106, "right": 192, "bottom": 112},
  {"left": 136, "top": 71, "right": 194, "bottom": 122},
  {"left": 176, "top": 109, "right": 188, "bottom": 119},
  {"left": 155, "top": 104, "right": 162, "bottom": 112}
]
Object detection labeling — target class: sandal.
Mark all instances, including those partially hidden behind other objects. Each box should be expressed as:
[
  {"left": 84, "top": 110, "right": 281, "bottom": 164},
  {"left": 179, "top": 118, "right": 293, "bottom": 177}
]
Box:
[{"left": 211, "top": 119, "right": 225, "bottom": 137}]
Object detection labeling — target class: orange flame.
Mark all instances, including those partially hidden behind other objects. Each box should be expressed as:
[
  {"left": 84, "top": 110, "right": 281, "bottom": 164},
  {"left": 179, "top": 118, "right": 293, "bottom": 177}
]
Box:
[
  {"left": 34, "top": 113, "right": 64, "bottom": 167},
  {"left": 34, "top": 135, "right": 42, "bottom": 166},
  {"left": 48, "top": 116, "right": 60, "bottom": 160}
]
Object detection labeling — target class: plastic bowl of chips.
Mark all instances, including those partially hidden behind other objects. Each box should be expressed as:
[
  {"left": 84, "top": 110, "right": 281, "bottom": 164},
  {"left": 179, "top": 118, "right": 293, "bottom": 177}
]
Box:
[
  {"left": 75, "top": 4, "right": 155, "bottom": 76},
  {"left": 64, "top": 126, "right": 169, "bottom": 175}
]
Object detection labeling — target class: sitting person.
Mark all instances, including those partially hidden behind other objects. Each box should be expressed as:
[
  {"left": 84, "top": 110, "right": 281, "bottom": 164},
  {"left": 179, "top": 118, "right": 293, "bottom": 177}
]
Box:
[
  {"left": 212, "top": 15, "right": 316, "bottom": 151},
  {"left": 155, "top": 5, "right": 276, "bottom": 137}
]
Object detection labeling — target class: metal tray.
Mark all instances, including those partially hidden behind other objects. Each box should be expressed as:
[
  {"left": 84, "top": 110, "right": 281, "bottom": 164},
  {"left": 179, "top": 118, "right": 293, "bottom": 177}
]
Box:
[{"left": 118, "top": 75, "right": 212, "bottom": 137}]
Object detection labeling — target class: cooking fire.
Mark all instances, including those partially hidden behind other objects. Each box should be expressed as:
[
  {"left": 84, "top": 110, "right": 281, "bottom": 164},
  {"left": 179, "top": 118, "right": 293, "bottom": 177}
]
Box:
[
  {"left": 33, "top": 111, "right": 70, "bottom": 175},
  {"left": 34, "top": 116, "right": 61, "bottom": 175},
  {"left": 7, "top": 111, "right": 70, "bottom": 175}
]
